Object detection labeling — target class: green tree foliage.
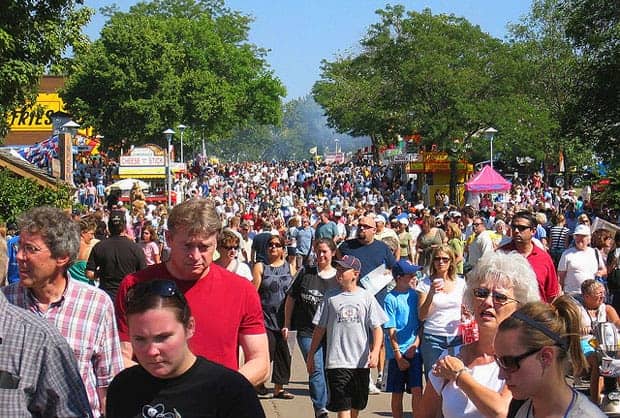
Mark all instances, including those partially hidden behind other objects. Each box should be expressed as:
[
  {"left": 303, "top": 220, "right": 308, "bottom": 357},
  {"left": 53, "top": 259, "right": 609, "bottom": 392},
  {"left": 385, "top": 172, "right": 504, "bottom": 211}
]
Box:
[
  {"left": 508, "top": 0, "right": 595, "bottom": 171},
  {"left": 61, "top": 0, "right": 285, "bottom": 147},
  {"left": 313, "top": 6, "right": 554, "bottom": 167},
  {"left": 0, "top": 170, "right": 74, "bottom": 224},
  {"left": 0, "top": 1, "right": 93, "bottom": 138},
  {"left": 562, "top": 0, "right": 620, "bottom": 165}
]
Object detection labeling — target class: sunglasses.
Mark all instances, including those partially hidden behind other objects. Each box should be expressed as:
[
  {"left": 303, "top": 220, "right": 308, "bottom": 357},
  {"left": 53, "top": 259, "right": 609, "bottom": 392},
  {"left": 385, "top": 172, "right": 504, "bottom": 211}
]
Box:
[
  {"left": 494, "top": 347, "right": 541, "bottom": 373},
  {"left": 472, "top": 222, "right": 483, "bottom": 226},
  {"left": 358, "top": 224, "right": 375, "bottom": 230},
  {"left": 268, "top": 242, "right": 283, "bottom": 248},
  {"left": 473, "top": 287, "right": 519, "bottom": 305},
  {"left": 433, "top": 256, "right": 450, "bottom": 263},
  {"left": 126, "top": 279, "right": 187, "bottom": 307},
  {"left": 221, "top": 246, "right": 238, "bottom": 251},
  {"left": 511, "top": 224, "right": 532, "bottom": 232}
]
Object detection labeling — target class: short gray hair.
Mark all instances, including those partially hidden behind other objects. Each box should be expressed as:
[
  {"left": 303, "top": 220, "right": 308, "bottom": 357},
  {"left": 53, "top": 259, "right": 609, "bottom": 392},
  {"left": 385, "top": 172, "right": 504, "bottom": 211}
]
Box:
[
  {"left": 18, "top": 206, "right": 79, "bottom": 266},
  {"left": 464, "top": 252, "right": 540, "bottom": 310}
]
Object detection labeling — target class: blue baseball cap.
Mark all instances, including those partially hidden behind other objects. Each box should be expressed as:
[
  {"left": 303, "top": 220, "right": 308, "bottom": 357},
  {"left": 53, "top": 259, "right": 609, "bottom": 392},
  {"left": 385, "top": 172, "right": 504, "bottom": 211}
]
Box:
[
  {"left": 334, "top": 255, "right": 362, "bottom": 272},
  {"left": 392, "top": 260, "right": 422, "bottom": 277}
]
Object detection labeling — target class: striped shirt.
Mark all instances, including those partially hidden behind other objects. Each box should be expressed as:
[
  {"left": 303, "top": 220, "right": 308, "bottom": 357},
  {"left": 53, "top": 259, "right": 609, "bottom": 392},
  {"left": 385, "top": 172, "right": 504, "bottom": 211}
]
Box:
[
  {"left": 3, "top": 276, "right": 124, "bottom": 417},
  {"left": 0, "top": 292, "right": 92, "bottom": 417}
]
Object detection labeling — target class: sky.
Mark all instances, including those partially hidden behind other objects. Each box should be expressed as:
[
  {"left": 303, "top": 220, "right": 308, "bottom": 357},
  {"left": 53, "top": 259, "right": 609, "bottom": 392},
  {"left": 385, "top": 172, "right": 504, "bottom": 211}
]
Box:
[{"left": 83, "top": 1, "right": 533, "bottom": 100}]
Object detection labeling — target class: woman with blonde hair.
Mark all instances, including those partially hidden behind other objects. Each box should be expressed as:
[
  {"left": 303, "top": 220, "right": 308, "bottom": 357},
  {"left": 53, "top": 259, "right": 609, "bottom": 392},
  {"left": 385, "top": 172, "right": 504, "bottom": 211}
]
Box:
[
  {"left": 495, "top": 296, "right": 604, "bottom": 417},
  {"left": 446, "top": 222, "right": 464, "bottom": 275},
  {"left": 417, "top": 245, "right": 466, "bottom": 376},
  {"left": 416, "top": 215, "right": 447, "bottom": 269}
]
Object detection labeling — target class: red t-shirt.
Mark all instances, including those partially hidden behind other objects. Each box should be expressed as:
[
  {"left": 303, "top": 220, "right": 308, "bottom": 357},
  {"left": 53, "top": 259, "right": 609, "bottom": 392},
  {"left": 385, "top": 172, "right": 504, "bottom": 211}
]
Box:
[
  {"left": 499, "top": 242, "right": 560, "bottom": 303},
  {"left": 115, "top": 263, "right": 265, "bottom": 370}
]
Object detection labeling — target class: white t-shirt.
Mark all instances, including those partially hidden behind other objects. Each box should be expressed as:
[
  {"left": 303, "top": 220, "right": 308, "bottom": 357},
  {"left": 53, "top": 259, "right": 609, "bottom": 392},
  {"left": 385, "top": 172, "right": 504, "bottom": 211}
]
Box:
[
  {"left": 559, "top": 247, "right": 604, "bottom": 294},
  {"left": 514, "top": 391, "right": 605, "bottom": 418},
  {"left": 429, "top": 345, "right": 505, "bottom": 418},
  {"left": 417, "top": 276, "right": 466, "bottom": 337}
]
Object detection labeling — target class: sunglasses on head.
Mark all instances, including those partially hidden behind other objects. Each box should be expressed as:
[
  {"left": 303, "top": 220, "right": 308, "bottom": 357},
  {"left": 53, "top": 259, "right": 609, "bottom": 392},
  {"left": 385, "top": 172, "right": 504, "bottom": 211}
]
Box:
[
  {"left": 126, "top": 279, "right": 187, "bottom": 306},
  {"left": 494, "top": 348, "right": 541, "bottom": 373},
  {"left": 473, "top": 287, "right": 519, "bottom": 305}
]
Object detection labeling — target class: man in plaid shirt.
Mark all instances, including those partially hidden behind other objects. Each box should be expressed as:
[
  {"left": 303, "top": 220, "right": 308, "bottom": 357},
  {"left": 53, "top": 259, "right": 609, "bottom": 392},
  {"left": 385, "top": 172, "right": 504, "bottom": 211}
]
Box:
[{"left": 3, "top": 207, "right": 123, "bottom": 418}]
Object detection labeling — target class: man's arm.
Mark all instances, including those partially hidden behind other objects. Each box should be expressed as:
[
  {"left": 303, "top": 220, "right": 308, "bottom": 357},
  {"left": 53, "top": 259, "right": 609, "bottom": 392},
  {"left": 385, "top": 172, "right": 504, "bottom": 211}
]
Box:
[
  {"left": 306, "top": 325, "right": 326, "bottom": 374},
  {"left": 368, "top": 326, "right": 384, "bottom": 368},
  {"left": 238, "top": 333, "right": 270, "bottom": 385},
  {"left": 558, "top": 270, "right": 567, "bottom": 291}
]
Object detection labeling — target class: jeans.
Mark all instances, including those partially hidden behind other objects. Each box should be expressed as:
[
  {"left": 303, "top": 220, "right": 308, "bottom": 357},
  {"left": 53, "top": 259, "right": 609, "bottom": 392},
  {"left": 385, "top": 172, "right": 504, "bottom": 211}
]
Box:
[
  {"left": 297, "top": 334, "right": 328, "bottom": 415},
  {"left": 420, "top": 333, "right": 462, "bottom": 376}
]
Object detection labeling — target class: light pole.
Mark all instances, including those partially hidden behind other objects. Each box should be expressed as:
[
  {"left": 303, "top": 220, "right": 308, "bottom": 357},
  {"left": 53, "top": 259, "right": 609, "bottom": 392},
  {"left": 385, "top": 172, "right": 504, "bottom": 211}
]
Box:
[
  {"left": 62, "top": 120, "right": 80, "bottom": 137},
  {"left": 177, "top": 124, "right": 187, "bottom": 164},
  {"left": 334, "top": 138, "right": 340, "bottom": 154},
  {"left": 484, "top": 127, "right": 498, "bottom": 169},
  {"left": 163, "top": 128, "right": 175, "bottom": 208}
]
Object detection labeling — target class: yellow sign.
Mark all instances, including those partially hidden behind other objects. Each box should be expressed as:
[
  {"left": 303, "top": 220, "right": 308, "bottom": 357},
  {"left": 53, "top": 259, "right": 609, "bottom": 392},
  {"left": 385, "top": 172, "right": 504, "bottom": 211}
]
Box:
[{"left": 7, "top": 93, "right": 64, "bottom": 132}]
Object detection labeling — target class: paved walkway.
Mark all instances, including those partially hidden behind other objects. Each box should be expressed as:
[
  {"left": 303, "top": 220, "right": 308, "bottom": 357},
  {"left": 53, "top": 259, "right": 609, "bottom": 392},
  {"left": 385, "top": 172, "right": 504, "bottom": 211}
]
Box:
[{"left": 260, "top": 346, "right": 414, "bottom": 418}]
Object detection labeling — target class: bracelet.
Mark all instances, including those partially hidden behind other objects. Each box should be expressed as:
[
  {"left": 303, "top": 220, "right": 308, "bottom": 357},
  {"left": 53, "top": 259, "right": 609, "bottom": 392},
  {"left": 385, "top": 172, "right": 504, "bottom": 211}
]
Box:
[{"left": 454, "top": 367, "right": 471, "bottom": 384}]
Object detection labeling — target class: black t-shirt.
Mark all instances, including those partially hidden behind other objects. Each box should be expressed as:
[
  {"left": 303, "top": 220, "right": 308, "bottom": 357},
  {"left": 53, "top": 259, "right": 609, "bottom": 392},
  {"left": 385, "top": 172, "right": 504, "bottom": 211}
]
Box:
[
  {"left": 106, "top": 357, "right": 265, "bottom": 418},
  {"left": 86, "top": 235, "right": 147, "bottom": 300},
  {"left": 288, "top": 266, "right": 337, "bottom": 337}
]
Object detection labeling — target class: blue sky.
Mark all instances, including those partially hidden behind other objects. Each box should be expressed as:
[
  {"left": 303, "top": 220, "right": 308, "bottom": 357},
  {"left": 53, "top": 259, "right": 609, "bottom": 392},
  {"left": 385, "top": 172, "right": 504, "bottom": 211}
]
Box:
[{"left": 83, "top": 1, "right": 533, "bottom": 100}]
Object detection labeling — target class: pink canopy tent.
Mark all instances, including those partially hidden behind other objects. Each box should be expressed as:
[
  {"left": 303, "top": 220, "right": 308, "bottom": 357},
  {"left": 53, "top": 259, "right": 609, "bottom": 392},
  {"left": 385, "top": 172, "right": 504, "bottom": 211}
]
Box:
[{"left": 465, "top": 165, "right": 512, "bottom": 192}]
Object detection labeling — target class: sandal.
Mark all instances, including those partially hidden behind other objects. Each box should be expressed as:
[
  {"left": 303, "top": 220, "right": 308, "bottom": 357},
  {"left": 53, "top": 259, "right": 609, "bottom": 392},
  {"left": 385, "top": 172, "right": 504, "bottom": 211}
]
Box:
[{"left": 273, "top": 390, "right": 295, "bottom": 400}]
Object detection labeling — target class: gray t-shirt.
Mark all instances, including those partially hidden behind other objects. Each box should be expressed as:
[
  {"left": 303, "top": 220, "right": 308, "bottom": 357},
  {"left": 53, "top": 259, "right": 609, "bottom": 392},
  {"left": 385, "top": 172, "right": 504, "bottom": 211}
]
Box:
[{"left": 313, "top": 287, "right": 388, "bottom": 369}]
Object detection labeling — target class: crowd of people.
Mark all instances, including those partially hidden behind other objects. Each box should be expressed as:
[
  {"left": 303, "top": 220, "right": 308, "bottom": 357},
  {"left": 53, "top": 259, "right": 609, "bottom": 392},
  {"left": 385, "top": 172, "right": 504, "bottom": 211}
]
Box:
[{"left": 0, "top": 156, "right": 618, "bottom": 418}]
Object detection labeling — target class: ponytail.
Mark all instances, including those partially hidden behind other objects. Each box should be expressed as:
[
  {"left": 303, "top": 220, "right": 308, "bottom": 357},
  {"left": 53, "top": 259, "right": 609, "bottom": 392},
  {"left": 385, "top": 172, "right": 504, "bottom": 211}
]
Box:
[{"left": 551, "top": 295, "right": 587, "bottom": 376}]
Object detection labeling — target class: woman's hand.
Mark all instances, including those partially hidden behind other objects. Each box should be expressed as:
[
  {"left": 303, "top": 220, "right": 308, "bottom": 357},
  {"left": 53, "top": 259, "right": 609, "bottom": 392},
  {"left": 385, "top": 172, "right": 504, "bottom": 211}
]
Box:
[{"left": 431, "top": 355, "right": 465, "bottom": 381}]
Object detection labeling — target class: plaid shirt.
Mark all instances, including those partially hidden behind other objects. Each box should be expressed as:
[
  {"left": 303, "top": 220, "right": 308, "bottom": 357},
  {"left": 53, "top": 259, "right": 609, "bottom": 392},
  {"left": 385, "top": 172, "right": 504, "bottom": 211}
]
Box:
[
  {"left": 3, "top": 277, "right": 124, "bottom": 417},
  {"left": 0, "top": 292, "right": 92, "bottom": 417}
]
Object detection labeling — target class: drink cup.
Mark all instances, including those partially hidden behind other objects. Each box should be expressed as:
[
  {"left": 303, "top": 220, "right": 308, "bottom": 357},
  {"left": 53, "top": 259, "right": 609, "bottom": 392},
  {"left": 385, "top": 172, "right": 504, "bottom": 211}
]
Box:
[{"left": 433, "top": 278, "right": 444, "bottom": 292}]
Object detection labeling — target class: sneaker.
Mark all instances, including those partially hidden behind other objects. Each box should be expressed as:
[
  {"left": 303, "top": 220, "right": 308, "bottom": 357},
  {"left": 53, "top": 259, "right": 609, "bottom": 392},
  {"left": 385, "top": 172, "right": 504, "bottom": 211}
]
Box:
[
  {"left": 375, "top": 373, "right": 383, "bottom": 388},
  {"left": 368, "top": 380, "right": 381, "bottom": 395},
  {"left": 255, "top": 384, "right": 270, "bottom": 398},
  {"left": 601, "top": 392, "right": 620, "bottom": 413},
  {"left": 316, "top": 409, "right": 329, "bottom": 418}
]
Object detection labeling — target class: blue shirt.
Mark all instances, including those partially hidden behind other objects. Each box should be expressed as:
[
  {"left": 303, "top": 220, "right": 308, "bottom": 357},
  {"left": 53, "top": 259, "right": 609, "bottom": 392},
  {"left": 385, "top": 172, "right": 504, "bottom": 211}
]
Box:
[{"left": 383, "top": 288, "right": 420, "bottom": 359}]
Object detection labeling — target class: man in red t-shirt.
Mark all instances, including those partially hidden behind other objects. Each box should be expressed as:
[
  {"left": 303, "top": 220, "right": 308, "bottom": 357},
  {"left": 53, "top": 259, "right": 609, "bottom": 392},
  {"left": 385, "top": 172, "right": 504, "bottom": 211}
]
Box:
[
  {"left": 498, "top": 211, "right": 560, "bottom": 303},
  {"left": 115, "top": 199, "right": 269, "bottom": 385}
]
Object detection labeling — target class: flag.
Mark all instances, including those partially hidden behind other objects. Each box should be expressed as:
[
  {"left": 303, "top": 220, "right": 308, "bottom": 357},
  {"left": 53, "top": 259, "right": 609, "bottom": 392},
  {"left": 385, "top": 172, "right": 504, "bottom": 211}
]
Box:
[{"left": 309, "top": 146, "right": 317, "bottom": 155}]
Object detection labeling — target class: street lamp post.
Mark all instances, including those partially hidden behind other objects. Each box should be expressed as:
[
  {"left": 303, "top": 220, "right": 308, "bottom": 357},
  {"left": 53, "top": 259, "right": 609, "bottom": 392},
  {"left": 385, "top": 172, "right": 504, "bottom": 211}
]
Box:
[
  {"left": 177, "top": 124, "right": 187, "bottom": 164},
  {"left": 334, "top": 138, "right": 340, "bottom": 154},
  {"left": 484, "top": 127, "right": 498, "bottom": 169},
  {"left": 163, "top": 128, "right": 175, "bottom": 208}
]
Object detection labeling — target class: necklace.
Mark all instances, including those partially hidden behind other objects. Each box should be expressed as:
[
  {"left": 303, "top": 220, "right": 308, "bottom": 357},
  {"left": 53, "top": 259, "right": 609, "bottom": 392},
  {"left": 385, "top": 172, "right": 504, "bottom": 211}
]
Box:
[{"left": 526, "top": 388, "right": 576, "bottom": 418}]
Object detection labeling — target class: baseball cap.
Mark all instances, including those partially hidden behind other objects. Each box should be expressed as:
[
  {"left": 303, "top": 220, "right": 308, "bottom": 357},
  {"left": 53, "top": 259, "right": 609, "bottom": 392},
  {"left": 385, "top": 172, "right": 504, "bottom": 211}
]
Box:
[
  {"left": 334, "top": 255, "right": 362, "bottom": 272},
  {"left": 108, "top": 210, "right": 124, "bottom": 227},
  {"left": 392, "top": 260, "right": 422, "bottom": 277},
  {"left": 573, "top": 224, "right": 591, "bottom": 236},
  {"left": 375, "top": 215, "right": 386, "bottom": 224},
  {"left": 399, "top": 218, "right": 409, "bottom": 225}
]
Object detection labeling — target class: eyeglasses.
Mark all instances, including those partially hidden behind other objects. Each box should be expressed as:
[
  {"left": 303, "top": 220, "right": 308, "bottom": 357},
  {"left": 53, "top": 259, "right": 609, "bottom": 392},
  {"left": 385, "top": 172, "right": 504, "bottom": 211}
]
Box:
[
  {"left": 268, "top": 242, "right": 283, "bottom": 248},
  {"left": 358, "top": 224, "right": 375, "bottom": 230},
  {"left": 433, "top": 256, "right": 450, "bottom": 263},
  {"left": 494, "top": 348, "right": 541, "bottom": 373},
  {"left": 473, "top": 287, "right": 519, "bottom": 305},
  {"left": 221, "top": 246, "right": 238, "bottom": 251},
  {"left": 511, "top": 224, "right": 532, "bottom": 232},
  {"left": 17, "top": 243, "right": 48, "bottom": 256}
]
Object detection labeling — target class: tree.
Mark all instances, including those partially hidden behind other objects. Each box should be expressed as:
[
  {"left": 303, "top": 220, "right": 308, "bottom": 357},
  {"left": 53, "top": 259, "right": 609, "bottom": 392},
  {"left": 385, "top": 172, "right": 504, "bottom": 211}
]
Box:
[
  {"left": 0, "top": 1, "right": 93, "bottom": 138},
  {"left": 562, "top": 0, "right": 620, "bottom": 166},
  {"left": 508, "top": 0, "right": 595, "bottom": 172},
  {"left": 61, "top": 0, "right": 285, "bottom": 148},
  {"left": 313, "top": 6, "right": 553, "bottom": 198},
  {"left": 0, "top": 170, "right": 74, "bottom": 224}
]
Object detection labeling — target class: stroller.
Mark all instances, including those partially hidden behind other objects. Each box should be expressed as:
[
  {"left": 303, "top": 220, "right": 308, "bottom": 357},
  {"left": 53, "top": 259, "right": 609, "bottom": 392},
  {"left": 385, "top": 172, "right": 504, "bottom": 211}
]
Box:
[{"left": 591, "top": 322, "right": 620, "bottom": 413}]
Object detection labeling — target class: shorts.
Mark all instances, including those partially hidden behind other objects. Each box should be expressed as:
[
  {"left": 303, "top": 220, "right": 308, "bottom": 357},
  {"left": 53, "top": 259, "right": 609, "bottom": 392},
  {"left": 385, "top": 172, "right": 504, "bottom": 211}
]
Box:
[
  {"left": 385, "top": 355, "right": 423, "bottom": 393},
  {"left": 325, "top": 368, "right": 370, "bottom": 412}
]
